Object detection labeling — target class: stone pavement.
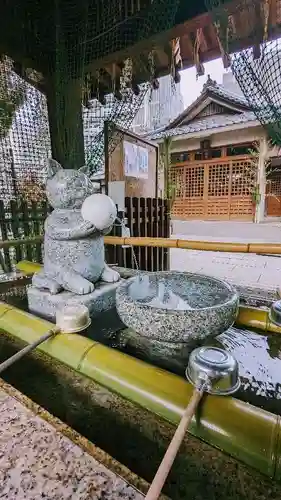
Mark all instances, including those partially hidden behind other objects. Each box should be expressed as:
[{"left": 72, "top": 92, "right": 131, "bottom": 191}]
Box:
[
  {"left": 170, "top": 247, "right": 281, "bottom": 292},
  {"left": 171, "top": 221, "right": 281, "bottom": 292},
  {"left": 172, "top": 220, "right": 281, "bottom": 243},
  {"left": 0, "top": 382, "right": 144, "bottom": 500}
]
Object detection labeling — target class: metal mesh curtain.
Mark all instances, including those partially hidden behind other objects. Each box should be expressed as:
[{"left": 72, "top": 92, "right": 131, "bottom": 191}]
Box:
[
  {"left": 0, "top": 0, "right": 181, "bottom": 203},
  {"left": 205, "top": 0, "right": 281, "bottom": 145}
]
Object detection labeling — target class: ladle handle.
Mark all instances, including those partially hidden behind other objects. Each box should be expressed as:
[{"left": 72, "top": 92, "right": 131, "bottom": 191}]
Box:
[
  {"left": 144, "top": 388, "right": 203, "bottom": 500},
  {"left": 0, "top": 328, "right": 59, "bottom": 375}
]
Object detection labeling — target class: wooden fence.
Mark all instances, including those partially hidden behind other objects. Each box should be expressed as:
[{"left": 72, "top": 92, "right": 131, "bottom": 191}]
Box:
[
  {"left": 108, "top": 197, "right": 170, "bottom": 272},
  {"left": 0, "top": 200, "right": 49, "bottom": 272},
  {"left": 0, "top": 198, "right": 170, "bottom": 273}
]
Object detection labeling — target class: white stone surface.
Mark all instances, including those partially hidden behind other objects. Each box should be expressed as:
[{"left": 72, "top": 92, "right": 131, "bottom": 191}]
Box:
[
  {"left": 170, "top": 247, "right": 281, "bottom": 291},
  {"left": 0, "top": 389, "right": 143, "bottom": 499},
  {"left": 171, "top": 221, "right": 281, "bottom": 292},
  {"left": 172, "top": 220, "right": 281, "bottom": 243}
]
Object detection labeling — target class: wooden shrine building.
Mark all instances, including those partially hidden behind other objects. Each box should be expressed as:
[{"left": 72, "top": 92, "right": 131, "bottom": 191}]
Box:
[{"left": 149, "top": 74, "right": 281, "bottom": 223}]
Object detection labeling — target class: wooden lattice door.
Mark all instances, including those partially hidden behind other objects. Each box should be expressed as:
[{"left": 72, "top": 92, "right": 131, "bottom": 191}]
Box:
[
  {"left": 207, "top": 162, "right": 230, "bottom": 219},
  {"left": 170, "top": 164, "right": 205, "bottom": 219},
  {"left": 170, "top": 157, "right": 253, "bottom": 220},
  {"left": 266, "top": 171, "right": 281, "bottom": 216},
  {"left": 230, "top": 160, "right": 253, "bottom": 219}
]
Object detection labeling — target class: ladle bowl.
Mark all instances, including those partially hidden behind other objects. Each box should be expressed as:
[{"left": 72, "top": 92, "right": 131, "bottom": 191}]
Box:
[
  {"left": 56, "top": 304, "right": 91, "bottom": 333},
  {"left": 269, "top": 299, "right": 281, "bottom": 327},
  {"left": 186, "top": 346, "right": 240, "bottom": 395},
  {"left": 116, "top": 271, "right": 239, "bottom": 344}
]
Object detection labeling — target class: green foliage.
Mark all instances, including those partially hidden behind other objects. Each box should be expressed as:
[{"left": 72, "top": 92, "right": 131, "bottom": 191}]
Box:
[{"left": 159, "top": 137, "right": 177, "bottom": 213}]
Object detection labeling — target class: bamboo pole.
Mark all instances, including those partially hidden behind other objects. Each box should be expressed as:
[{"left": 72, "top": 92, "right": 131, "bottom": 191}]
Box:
[
  {"left": 0, "top": 236, "right": 43, "bottom": 249},
  {"left": 0, "top": 328, "right": 59, "bottom": 374},
  {"left": 11, "top": 263, "right": 281, "bottom": 337},
  {"left": 0, "top": 302, "right": 280, "bottom": 480},
  {"left": 145, "top": 388, "right": 203, "bottom": 500},
  {"left": 108, "top": 237, "right": 281, "bottom": 254},
  {"left": 2, "top": 235, "right": 281, "bottom": 255},
  {"left": 237, "top": 305, "right": 281, "bottom": 334}
]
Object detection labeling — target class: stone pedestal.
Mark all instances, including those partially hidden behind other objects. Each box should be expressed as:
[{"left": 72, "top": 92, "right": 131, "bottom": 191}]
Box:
[{"left": 27, "top": 281, "right": 121, "bottom": 323}]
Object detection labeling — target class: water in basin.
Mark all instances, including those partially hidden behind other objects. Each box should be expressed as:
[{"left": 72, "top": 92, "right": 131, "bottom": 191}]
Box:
[{"left": 129, "top": 274, "right": 233, "bottom": 310}]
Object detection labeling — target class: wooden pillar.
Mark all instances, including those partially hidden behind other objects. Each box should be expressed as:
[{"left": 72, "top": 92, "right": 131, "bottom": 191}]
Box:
[
  {"left": 255, "top": 135, "right": 268, "bottom": 223},
  {"left": 155, "top": 145, "right": 159, "bottom": 198},
  {"left": 163, "top": 137, "right": 172, "bottom": 199},
  {"left": 104, "top": 120, "right": 109, "bottom": 195},
  {"left": 46, "top": 75, "right": 85, "bottom": 169}
]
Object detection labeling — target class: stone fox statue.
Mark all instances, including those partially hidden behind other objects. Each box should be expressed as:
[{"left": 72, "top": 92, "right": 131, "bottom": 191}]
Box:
[{"left": 32, "top": 159, "right": 120, "bottom": 295}]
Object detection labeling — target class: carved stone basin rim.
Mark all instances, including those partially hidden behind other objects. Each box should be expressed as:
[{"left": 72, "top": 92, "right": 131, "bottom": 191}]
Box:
[{"left": 116, "top": 271, "right": 239, "bottom": 343}]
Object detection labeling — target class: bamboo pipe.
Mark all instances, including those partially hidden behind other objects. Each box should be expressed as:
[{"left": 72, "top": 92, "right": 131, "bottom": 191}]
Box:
[
  {"left": 2, "top": 235, "right": 281, "bottom": 255},
  {"left": 237, "top": 305, "right": 281, "bottom": 334},
  {"left": 0, "top": 302, "right": 280, "bottom": 480},
  {"left": 0, "top": 236, "right": 43, "bottom": 249},
  {"left": 11, "top": 261, "right": 281, "bottom": 336}
]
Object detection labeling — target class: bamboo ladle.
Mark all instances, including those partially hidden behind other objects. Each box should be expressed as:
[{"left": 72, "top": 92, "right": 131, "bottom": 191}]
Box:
[
  {"left": 0, "top": 304, "right": 91, "bottom": 374},
  {"left": 145, "top": 346, "right": 240, "bottom": 500}
]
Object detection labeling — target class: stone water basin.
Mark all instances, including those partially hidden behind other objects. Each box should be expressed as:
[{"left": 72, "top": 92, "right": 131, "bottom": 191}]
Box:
[{"left": 116, "top": 271, "right": 239, "bottom": 343}]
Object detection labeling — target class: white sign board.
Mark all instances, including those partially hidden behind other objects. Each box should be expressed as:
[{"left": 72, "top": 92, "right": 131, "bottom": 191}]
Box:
[
  {"left": 108, "top": 181, "right": 125, "bottom": 212},
  {"left": 124, "top": 140, "right": 149, "bottom": 179}
]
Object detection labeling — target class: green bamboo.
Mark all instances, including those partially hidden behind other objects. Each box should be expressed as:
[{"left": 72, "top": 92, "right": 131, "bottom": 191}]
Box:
[{"left": 0, "top": 301, "right": 280, "bottom": 479}]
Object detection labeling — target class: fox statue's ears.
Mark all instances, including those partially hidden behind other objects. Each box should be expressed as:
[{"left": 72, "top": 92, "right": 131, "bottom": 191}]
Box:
[
  {"left": 46, "top": 159, "right": 62, "bottom": 179},
  {"left": 79, "top": 165, "right": 89, "bottom": 175},
  {"left": 46, "top": 160, "right": 90, "bottom": 179}
]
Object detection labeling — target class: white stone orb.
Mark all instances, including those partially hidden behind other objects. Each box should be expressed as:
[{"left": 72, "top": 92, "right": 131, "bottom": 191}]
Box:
[{"left": 81, "top": 193, "right": 117, "bottom": 230}]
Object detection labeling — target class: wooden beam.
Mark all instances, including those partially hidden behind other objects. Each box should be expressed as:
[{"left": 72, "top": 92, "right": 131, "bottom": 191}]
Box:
[
  {"left": 114, "top": 123, "right": 157, "bottom": 148},
  {"left": 180, "top": 33, "right": 194, "bottom": 64},
  {"left": 200, "top": 24, "right": 213, "bottom": 50},
  {"left": 46, "top": 74, "right": 85, "bottom": 169},
  {"left": 82, "top": 0, "right": 221, "bottom": 74},
  {"left": 4, "top": 0, "right": 281, "bottom": 105},
  {"left": 2, "top": 0, "right": 278, "bottom": 87},
  {"left": 154, "top": 47, "right": 169, "bottom": 73},
  {"left": 104, "top": 120, "right": 110, "bottom": 195},
  {"left": 180, "top": 20, "right": 281, "bottom": 71}
]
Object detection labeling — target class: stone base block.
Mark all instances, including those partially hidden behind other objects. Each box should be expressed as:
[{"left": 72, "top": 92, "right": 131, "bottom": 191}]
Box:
[{"left": 27, "top": 281, "right": 121, "bottom": 322}]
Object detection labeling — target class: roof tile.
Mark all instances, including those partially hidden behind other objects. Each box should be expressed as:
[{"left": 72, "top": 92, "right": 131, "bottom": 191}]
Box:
[
  {"left": 146, "top": 76, "right": 256, "bottom": 141},
  {"left": 148, "top": 111, "right": 257, "bottom": 140}
]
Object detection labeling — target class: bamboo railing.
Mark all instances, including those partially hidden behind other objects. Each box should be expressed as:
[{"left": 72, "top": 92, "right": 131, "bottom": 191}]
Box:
[{"left": 1, "top": 235, "right": 281, "bottom": 255}]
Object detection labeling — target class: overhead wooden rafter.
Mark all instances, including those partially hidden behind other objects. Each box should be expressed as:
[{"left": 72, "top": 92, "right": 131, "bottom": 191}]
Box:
[{"left": 9, "top": 0, "right": 280, "bottom": 101}]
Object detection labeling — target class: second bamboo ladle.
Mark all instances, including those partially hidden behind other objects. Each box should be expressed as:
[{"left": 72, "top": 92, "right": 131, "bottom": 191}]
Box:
[
  {"left": 145, "top": 346, "right": 240, "bottom": 500},
  {"left": 0, "top": 304, "right": 91, "bottom": 374}
]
